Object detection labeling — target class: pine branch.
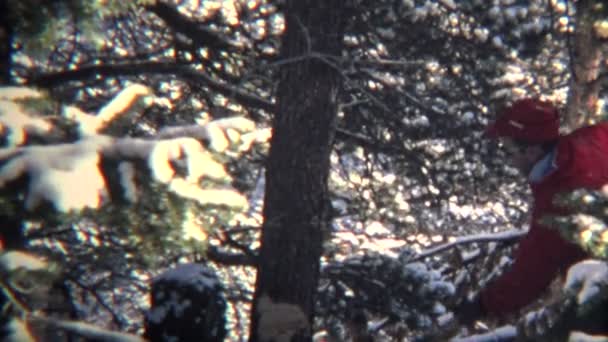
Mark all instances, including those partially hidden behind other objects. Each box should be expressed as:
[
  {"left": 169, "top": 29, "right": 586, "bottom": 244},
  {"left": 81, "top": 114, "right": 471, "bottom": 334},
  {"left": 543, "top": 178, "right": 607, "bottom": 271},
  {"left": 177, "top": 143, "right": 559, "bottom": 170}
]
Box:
[
  {"left": 28, "top": 62, "right": 275, "bottom": 114},
  {"left": 205, "top": 246, "right": 256, "bottom": 267},
  {"left": 410, "top": 229, "right": 526, "bottom": 262},
  {"left": 146, "top": 1, "right": 240, "bottom": 53}
]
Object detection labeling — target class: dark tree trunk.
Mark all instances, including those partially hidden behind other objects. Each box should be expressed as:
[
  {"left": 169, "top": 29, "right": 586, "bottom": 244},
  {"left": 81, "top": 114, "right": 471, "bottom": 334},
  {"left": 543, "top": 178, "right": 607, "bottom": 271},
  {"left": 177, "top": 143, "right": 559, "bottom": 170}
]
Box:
[
  {"left": 563, "top": 0, "right": 607, "bottom": 131},
  {"left": 249, "top": 1, "right": 345, "bottom": 341},
  {"left": 0, "top": 0, "right": 13, "bottom": 85},
  {"left": 0, "top": 5, "right": 24, "bottom": 336}
]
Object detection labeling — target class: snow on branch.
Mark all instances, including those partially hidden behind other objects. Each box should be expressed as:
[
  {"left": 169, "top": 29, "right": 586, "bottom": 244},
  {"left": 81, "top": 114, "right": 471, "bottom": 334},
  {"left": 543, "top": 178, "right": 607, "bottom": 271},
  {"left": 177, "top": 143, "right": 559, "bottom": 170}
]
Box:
[
  {"left": 0, "top": 85, "right": 266, "bottom": 213},
  {"left": 0, "top": 137, "right": 111, "bottom": 211},
  {"left": 157, "top": 116, "right": 262, "bottom": 152},
  {"left": 450, "top": 325, "right": 516, "bottom": 342},
  {"left": 0, "top": 87, "right": 53, "bottom": 146},
  {"left": 63, "top": 84, "right": 153, "bottom": 136},
  {"left": 563, "top": 259, "right": 608, "bottom": 312},
  {"left": 0, "top": 87, "right": 45, "bottom": 101},
  {"left": 513, "top": 260, "right": 608, "bottom": 341},
  {"left": 0, "top": 133, "right": 255, "bottom": 212},
  {"left": 410, "top": 229, "right": 526, "bottom": 261}
]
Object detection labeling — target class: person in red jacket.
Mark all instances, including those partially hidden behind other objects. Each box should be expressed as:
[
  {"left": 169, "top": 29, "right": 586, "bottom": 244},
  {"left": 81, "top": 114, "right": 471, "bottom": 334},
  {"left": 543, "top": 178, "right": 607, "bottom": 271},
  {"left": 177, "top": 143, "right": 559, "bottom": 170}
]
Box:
[{"left": 458, "top": 98, "right": 608, "bottom": 322}]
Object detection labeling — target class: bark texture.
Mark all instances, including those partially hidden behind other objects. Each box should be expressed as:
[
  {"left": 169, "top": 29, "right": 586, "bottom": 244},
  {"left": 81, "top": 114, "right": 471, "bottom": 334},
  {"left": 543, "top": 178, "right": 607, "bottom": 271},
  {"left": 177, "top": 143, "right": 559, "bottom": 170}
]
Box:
[
  {"left": 249, "top": 1, "right": 345, "bottom": 341},
  {"left": 564, "top": 0, "right": 607, "bottom": 131}
]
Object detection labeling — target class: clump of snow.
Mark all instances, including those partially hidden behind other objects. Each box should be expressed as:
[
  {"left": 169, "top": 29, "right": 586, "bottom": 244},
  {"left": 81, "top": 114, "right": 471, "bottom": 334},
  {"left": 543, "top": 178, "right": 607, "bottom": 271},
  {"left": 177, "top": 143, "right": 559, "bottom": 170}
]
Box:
[
  {"left": 0, "top": 87, "right": 44, "bottom": 100},
  {"left": 563, "top": 259, "right": 608, "bottom": 307},
  {"left": 96, "top": 84, "right": 152, "bottom": 123},
  {"left": 158, "top": 116, "right": 256, "bottom": 152},
  {"left": 488, "top": 6, "right": 501, "bottom": 20},
  {"left": 595, "top": 20, "right": 608, "bottom": 39},
  {"left": 64, "top": 84, "right": 152, "bottom": 136},
  {"left": 0, "top": 251, "right": 48, "bottom": 271},
  {"left": 364, "top": 221, "right": 391, "bottom": 236},
  {"left": 146, "top": 306, "right": 168, "bottom": 325},
  {"left": 568, "top": 331, "right": 608, "bottom": 342},
  {"left": 450, "top": 325, "right": 516, "bottom": 342},
  {"left": 0, "top": 137, "right": 112, "bottom": 212},
  {"left": 0, "top": 120, "right": 250, "bottom": 211},
  {"left": 118, "top": 162, "right": 137, "bottom": 202},
  {"left": 492, "top": 36, "right": 504, "bottom": 49},
  {"left": 4, "top": 318, "right": 35, "bottom": 342},
  {"left": 154, "top": 263, "right": 221, "bottom": 293},
  {"left": 146, "top": 137, "right": 224, "bottom": 183},
  {"left": 404, "top": 262, "right": 431, "bottom": 282},
  {"left": 427, "top": 280, "right": 456, "bottom": 298},
  {"left": 0, "top": 100, "right": 53, "bottom": 146},
  {"left": 239, "top": 127, "right": 272, "bottom": 151},
  {"left": 182, "top": 208, "right": 207, "bottom": 241}
]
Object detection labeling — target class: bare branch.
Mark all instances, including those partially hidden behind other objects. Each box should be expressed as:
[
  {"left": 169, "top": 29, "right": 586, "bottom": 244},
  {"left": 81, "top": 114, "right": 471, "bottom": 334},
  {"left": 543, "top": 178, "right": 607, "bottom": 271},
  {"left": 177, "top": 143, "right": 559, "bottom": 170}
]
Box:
[
  {"left": 146, "top": 1, "right": 240, "bottom": 52},
  {"left": 28, "top": 62, "right": 275, "bottom": 115},
  {"left": 205, "top": 246, "right": 256, "bottom": 267}
]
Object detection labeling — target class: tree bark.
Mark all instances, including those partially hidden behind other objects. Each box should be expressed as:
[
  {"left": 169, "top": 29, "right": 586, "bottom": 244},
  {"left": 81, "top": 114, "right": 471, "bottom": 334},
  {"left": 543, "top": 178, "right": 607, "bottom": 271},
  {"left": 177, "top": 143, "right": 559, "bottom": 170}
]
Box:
[
  {"left": 563, "top": 0, "right": 607, "bottom": 131},
  {"left": 249, "top": 1, "right": 345, "bottom": 341},
  {"left": 0, "top": 0, "right": 13, "bottom": 85}
]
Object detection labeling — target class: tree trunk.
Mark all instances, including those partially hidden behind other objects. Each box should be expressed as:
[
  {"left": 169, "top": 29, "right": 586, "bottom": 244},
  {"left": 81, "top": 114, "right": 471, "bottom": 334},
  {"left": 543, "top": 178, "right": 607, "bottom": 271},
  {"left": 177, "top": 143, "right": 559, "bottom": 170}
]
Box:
[
  {"left": 0, "top": 0, "right": 13, "bottom": 85},
  {"left": 563, "top": 0, "right": 607, "bottom": 131},
  {"left": 249, "top": 1, "right": 345, "bottom": 341}
]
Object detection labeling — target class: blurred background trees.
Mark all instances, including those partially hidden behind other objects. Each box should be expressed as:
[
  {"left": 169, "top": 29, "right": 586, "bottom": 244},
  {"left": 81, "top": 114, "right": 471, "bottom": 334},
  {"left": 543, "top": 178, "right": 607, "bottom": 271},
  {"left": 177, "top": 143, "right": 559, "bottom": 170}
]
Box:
[{"left": 0, "top": 0, "right": 607, "bottom": 341}]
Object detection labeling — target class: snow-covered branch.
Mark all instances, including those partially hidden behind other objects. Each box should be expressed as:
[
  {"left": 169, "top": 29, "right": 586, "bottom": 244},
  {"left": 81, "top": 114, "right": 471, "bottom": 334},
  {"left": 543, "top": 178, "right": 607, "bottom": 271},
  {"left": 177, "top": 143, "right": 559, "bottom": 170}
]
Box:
[
  {"left": 450, "top": 325, "right": 516, "bottom": 342},
  {"left": 411, "top": 229, "right": 526, "bottom": 261},
  {"left": 0, "top": 87, "right": 53, "bottom": 146},
  {"left": 563, "top": 260, "right": 608, "bottom": 314},
  {"left": 28, "top": 314, "right": 146, "bottom": 342},
  {"left": 63, "top": 84, "right": 153, "bottom": 136},
  {"left": 451, "top": 259, "right": 608, "bottom": 342},
  {"left": 0, "top": 86, "right": 269, "bottom": 213}
]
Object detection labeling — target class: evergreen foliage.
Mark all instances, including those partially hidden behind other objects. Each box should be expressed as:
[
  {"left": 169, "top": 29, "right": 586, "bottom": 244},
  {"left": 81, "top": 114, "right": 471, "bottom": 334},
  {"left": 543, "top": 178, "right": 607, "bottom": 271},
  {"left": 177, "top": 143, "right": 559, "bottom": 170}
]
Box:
[
  {"left": 6, "top": 0, "right": 155, "bottom": 54},
  {"left": 0, "top": 0, "right": 607, "bottom": 340},
  {"left": 550, "top": 189, "right": 608, "bottom": 259}
]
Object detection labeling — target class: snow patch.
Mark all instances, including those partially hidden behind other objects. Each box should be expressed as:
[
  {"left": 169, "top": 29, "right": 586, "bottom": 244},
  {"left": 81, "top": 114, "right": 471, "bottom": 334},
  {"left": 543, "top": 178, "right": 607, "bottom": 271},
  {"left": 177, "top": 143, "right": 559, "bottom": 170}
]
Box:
[
  {"left": 0, "top": 251, "right": 47, "bottom": 271},
  {"left": 118, "top": 162, "right": 137, "bottom": 202},
  {"left": 450, "top": 325, "right": 516, "bottom": 342},
  {"left": 0, "top": 87, "right": 44, "bottom": 100},
  {"left": 154, "top": 263, "right": 221, "bottom": 293},
  {"left": 0, "top": 100, "right": 53, "bottom": 146},
  {"left": 563, "top": 259, "right": 608, "bottom": 306}
]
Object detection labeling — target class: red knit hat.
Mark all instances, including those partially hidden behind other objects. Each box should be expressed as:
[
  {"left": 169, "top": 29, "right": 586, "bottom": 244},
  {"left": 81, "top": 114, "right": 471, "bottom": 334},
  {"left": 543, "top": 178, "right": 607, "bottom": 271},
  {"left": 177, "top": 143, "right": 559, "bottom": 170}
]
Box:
[{"left": 485, "top": 98, "right": 560, "bottom": 144}]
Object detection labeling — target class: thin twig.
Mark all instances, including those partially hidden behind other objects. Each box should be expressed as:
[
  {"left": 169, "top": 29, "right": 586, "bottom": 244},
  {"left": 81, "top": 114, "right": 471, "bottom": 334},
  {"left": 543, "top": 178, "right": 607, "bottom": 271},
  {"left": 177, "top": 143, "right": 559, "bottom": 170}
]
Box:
[
  {"left": 0, "top": 279, "right": 30, "bottom": 315},
  {"left": 69, "top": 277, "right": 126, "bottom": 329}
]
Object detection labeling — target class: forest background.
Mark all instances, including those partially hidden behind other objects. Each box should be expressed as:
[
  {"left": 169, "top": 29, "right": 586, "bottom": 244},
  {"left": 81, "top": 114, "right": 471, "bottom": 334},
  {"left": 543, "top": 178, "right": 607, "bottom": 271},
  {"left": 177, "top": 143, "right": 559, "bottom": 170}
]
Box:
[{"left": 0, "top": 0, "right": 607, "bottom": 341}]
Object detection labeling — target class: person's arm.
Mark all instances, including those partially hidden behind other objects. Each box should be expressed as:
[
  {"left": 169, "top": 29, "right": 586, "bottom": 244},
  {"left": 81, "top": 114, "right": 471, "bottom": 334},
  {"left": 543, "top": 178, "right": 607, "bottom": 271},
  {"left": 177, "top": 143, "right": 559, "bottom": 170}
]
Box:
[{"left": 479, "top": 223, "right": 586, "bottom": 317}]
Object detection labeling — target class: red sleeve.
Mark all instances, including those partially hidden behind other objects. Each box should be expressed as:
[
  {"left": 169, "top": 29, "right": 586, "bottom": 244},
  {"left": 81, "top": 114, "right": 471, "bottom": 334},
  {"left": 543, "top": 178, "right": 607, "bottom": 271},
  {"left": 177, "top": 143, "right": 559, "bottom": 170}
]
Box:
[{"left": 479, "top": 223, "right": 586, "bottom": 317}]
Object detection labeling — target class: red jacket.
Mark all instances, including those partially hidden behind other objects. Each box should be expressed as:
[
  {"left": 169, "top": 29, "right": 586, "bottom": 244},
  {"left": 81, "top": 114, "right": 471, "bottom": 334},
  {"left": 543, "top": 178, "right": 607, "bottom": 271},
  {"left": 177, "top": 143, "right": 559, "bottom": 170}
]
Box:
[{"left": 480, "top": 122, "right": 608, "bottom": 316}]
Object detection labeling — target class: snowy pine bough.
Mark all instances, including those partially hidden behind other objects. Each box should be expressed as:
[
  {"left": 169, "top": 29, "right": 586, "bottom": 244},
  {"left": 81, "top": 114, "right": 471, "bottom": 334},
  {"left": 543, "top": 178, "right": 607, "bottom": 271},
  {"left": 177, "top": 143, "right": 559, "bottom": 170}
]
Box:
[
  {"left": 0, "top": 83, "right": 271, "bottom": 340},
  {"left": 0, "top": 84, "right": 269, "bottom": 215}
]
